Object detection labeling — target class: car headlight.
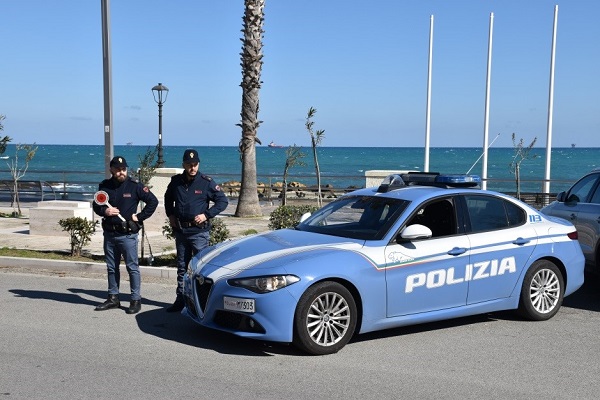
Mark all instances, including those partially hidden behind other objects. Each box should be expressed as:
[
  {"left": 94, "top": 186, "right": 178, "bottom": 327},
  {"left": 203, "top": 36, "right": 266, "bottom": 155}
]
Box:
[{"left": 228, "top": 275, "right": 300, "bottom": 294}]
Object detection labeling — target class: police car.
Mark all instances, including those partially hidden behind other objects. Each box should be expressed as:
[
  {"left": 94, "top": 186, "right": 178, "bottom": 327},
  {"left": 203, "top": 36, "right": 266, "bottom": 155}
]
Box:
[{"left": 182, "top": 172, "right": 585, "bottom": 355}]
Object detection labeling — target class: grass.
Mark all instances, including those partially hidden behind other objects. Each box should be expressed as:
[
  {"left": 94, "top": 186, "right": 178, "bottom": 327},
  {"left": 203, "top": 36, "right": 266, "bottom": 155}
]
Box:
[{"left": 0, "top": 247, "right": 176, "bottom": 267}]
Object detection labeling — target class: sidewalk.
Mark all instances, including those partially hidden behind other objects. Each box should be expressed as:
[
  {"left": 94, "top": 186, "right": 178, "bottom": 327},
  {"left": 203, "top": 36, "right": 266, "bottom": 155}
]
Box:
[{"left": 0, "top": 201, "right": 277, "bottom": 280}]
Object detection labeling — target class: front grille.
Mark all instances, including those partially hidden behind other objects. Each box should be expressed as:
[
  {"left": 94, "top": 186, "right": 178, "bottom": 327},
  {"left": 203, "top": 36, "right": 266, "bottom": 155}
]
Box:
[
  {"left": 185, "top": 297, "right": 198, "bottom": 318},
  {"left": 214, "top": 310, "right": 265, "bottom": 333},
  {"left": 195, "top": 277, "right": 213, "bottom": 312}
]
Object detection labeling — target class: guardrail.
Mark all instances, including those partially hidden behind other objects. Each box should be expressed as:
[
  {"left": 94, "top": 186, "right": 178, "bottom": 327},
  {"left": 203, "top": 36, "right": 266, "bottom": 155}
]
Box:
[{"left": 0, "top": 168, "right": 571, "bottom": 208}]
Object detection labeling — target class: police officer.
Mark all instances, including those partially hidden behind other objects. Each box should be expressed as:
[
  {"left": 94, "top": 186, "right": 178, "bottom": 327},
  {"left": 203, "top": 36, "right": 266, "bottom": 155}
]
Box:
[
  {"left": 92, "top": 156, "right": 158, "bottom": 314},
  {"left": 164, "top": 149, "right": 228, "bottom": 312}
]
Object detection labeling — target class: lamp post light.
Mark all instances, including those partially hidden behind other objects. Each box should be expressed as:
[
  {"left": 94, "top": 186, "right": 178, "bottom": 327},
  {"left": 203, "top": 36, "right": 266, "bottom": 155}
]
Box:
[{"left": 151, "top": 82, "right": 169, "bottom": 167}]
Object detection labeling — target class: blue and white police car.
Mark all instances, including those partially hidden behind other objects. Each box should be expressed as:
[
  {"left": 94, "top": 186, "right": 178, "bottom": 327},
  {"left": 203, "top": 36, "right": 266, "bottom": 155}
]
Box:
[{"left": 182, "top": 172, "right": 585, "bottom": 355}]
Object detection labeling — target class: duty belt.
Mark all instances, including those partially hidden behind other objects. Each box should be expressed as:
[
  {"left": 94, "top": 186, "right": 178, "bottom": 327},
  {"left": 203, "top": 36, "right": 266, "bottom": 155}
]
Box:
[{"left": 179, "top": 220, "right": 208, "bottom": 228}]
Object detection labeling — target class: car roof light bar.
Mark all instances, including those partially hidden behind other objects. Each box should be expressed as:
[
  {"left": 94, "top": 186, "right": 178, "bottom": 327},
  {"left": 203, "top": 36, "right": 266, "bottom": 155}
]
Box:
[{"left": 378, "top": 172, "right": 481, "bottom": 192}]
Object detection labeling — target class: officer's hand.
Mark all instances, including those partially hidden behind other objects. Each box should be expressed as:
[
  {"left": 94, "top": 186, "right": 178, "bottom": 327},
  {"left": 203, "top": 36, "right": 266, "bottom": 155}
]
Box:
[
  {"left": 132, "top": 214, "right": 139, "bottom": 222},
  {"left": 195, "top": 213, "right": 207, "bottom": 224},
  {"left": 105, "top": 207, "right": 120, "bottom": 217},
  {"left": 169, "top": 215, "right": 178, "bottom": 228}
]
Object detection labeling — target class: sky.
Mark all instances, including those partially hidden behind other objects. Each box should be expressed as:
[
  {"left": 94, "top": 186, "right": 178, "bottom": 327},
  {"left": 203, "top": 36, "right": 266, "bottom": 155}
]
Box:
[{"left": 1, "top": 0, "right": 599, "bottom": 148}]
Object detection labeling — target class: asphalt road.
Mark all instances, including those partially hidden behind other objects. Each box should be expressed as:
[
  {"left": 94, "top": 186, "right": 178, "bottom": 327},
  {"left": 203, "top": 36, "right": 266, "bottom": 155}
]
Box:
[{"left": 1, "top": 269, "right": 600, "bottom": 400}]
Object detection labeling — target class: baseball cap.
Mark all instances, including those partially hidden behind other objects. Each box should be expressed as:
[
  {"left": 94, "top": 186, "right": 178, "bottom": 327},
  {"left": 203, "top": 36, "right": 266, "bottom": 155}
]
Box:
[
  {"left": 182, "top": 149, "right": 199, "bottom": 164},
  {"left": 110, "top": 156, "right": 129, "bottom": 168}
]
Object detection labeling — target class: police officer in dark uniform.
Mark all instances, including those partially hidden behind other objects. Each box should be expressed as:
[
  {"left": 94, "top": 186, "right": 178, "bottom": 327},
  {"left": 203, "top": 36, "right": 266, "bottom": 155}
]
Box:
[
  {"left": 164, "top": 149, "right": 228, "bottom": 312},
  {"left": 92, "top": 156, "right": 158, "bottom": 314}
]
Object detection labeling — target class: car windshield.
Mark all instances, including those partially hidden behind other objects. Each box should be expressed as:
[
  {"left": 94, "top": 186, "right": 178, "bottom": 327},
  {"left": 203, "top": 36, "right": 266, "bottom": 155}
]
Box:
[{"left": 296, "top": 195, "right": 409, "bottom": 240}]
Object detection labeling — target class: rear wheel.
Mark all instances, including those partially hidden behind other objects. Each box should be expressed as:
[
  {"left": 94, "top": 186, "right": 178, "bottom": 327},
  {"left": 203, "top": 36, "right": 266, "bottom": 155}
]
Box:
[
  {"left": 518, "top": 260, "right": 564, "bottom": 320},
  {"left": 293, "top": 281, "right": 357, "bottom": 355}
]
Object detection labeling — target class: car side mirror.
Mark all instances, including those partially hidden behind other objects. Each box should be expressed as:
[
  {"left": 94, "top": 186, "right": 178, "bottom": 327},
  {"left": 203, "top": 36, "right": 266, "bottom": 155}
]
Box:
[
  {"left": 299, "top": 212, "right": 311, "bottom": 223},
  {"left": 398, "top": 224, "right": 432, "bottom": 241},
  {"left": 556, "top": 191, "right": 566, "bottom": 202}
]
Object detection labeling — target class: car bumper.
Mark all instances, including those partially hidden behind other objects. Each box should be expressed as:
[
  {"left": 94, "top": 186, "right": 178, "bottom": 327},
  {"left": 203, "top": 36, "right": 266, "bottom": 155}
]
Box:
[{"left": 182, "top": 272, "right": 298, "bottom": 343}]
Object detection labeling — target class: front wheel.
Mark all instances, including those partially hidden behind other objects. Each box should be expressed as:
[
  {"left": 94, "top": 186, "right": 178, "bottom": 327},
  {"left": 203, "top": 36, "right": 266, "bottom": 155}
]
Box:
[
  {"left": 293, "top": 281, "right": 357, "bottom": 355},
  {"left": 518, "top": 260, "right": 564, "bottom": 320}
]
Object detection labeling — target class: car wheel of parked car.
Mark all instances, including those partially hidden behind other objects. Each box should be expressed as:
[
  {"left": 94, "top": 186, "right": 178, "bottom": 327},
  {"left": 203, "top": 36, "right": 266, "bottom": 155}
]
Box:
[
  {"left": 293, "top": 281, "right": 357, "bottom": 355},
  {"left": 518, "top": 260, "right": 564, "bottom": 321}
]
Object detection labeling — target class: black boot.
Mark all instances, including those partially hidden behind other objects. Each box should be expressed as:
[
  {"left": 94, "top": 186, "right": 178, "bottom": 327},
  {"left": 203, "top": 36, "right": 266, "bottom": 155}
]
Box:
[
  {"left": 126, "top": 300, "right": 141, "bottom": 314},
  {"left": 166, "top": 295, "right": 185, "bottom": 313},
  {"left": 95, "top": 294, "right": 120, "bottom": 311}
]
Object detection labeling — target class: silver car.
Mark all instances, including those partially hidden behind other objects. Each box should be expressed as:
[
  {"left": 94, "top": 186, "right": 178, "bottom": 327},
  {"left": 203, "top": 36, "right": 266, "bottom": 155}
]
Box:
[{"left": 541, "top": 168, "right": 600, "bottom": 272}]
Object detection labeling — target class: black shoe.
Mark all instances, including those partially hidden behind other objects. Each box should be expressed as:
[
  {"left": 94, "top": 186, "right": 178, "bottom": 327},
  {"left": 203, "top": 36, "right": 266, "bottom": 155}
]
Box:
[
  {"left": 126, "top": 300, "right": 141, "bottom": 314},
  {"left": 95, "top": 294, "right": 120, "bottom": 311},
  {"left": 166, "top": 295, "right": 185, "bottom": 313}
]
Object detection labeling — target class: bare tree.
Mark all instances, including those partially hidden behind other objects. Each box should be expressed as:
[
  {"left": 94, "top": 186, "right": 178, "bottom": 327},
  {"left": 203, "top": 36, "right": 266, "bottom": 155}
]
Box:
[
  {"left": 235, "top": 0, "right": 265, "bottom": 217},
  {"left": 509, "top": 133, "right": 538, "bottom": 200},
  {"left": 306, "top": 107, "right": 325, "bottom": 207},
  {"left": 281, "top": 145, "right": 306, "bottom": 206},
  {"left": 7, "top": 143, "right": 38, "bottom": 216}
]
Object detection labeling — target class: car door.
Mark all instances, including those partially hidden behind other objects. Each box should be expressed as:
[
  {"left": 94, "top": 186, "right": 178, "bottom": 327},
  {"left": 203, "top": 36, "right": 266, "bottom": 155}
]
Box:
[
  {"left": 385, "top": 197, "right": 470, "bottom": 317},
  {"left": 461, "top": 194, "right": 537, "bottom": 304},
  {"left": 572, "top": 180, "right": 600, "bottom": 263}
]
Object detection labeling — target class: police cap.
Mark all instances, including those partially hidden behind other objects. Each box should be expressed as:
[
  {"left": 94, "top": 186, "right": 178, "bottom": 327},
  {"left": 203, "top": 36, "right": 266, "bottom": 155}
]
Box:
[
  {"left": 110, "top": 156, "right": 129, "bottom": 168},
  {"left": 183, "top": 149, "right": 199, "bottom": 164}
]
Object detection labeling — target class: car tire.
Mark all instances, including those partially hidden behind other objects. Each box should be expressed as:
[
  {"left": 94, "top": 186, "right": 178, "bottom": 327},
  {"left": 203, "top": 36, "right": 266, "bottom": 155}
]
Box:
[
  {"left": 518, "top": 260, "right": 564, "bottom": 321},
  {"left": 293, "top": 281, "right": 357, "bottom": 355}
]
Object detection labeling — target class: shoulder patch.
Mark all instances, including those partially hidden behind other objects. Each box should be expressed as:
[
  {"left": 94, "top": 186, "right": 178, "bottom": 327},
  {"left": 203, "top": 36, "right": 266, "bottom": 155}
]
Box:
[{"left": 143, "top": 186, "right": 149, "bottom": 193}]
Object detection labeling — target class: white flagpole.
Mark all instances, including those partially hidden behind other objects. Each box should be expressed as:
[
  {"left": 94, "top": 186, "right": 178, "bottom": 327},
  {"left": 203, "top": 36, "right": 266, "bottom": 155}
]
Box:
[
  {"left": 543, "top": 5, "right": 558, "bottom": 198},
  {"left": 424, "top": 15, "right": 434, "bottom": 172},
  {"left": 481, "top": 12, "right": 494, "bottom": 190}
]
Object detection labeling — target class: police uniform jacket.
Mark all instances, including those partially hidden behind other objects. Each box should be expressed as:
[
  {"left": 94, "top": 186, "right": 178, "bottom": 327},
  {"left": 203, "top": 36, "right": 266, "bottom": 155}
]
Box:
[
  {"left": 93, "top": 177, "right": 158, "bottom": 231},
  {"left": 164, "top": 173, "right": 228, "bottom": 232}
]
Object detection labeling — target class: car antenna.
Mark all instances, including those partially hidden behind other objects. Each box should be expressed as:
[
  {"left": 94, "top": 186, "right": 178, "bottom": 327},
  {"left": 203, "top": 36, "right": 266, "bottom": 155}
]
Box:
[{"left": 466, "top": 133, "right": 501, "bottom": 174}]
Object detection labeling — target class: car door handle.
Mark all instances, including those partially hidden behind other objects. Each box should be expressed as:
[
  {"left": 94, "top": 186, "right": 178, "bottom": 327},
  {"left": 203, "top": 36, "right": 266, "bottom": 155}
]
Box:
[
  {"left": 447, "top": 247, "right": 467, "bottom": 256},
  {"left": 513, "top": 237, "right": 530, "bottom": 246},
  {"left": 570, "top": 213, "right": 577, "bottom": 220}
]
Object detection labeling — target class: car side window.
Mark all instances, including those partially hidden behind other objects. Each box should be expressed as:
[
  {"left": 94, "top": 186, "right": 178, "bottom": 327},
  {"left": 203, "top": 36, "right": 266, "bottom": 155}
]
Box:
[
  {"left": 406, "top": 198, "right": 456, "bottom": 238},
  {"left": 465, "top": 195, "right": 524, "bottom": 233},
  {"left": 566, "top": 173, "right": 600, "bottom": 203},
  {"left": 589, "top": 184, "right": 600, "bottom": 205}
]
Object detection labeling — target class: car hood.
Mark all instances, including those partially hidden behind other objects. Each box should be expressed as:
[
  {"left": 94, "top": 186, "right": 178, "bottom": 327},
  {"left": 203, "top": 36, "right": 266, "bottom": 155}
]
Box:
[{"left": 195, "top": 229, "right": 364, "bottom": 280}]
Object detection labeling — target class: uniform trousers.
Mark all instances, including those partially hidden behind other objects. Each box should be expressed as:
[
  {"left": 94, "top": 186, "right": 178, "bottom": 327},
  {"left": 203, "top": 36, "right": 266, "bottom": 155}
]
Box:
[
  {"left": 175, "top": 230, "right": 210, "bottom": 295},
  {"left": 103, "top": 231, "right": 141, "bottom": 300}
]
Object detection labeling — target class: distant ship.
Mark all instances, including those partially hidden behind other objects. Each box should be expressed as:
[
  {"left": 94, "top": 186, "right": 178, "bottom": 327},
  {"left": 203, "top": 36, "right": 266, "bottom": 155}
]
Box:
[
  {"left": 268, "top": 141, "right": 284, "bottom": 148},
  {"left": 126, "top": 141, "right": 133, "bottom": 146},
  {"left": 571, "top": 143, "right": 576, "bottom": 148}
]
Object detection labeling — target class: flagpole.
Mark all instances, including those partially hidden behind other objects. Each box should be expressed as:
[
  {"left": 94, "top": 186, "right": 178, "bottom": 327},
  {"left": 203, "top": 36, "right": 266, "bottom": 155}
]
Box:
[
  {"left": 424, "top": 15, "right": 434, "bottom": 172},
  {"left": 481, "top": 12, "right": 494, "bottom": 190},
  {"left": 543, "top": 5, "right": 558, "bottom": 200}
]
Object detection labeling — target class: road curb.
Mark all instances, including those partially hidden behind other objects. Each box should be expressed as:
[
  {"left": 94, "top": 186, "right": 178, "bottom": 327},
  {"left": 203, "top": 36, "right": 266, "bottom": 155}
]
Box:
[{"left": 0, "top": 256, "right": 178, "bottom": 279}]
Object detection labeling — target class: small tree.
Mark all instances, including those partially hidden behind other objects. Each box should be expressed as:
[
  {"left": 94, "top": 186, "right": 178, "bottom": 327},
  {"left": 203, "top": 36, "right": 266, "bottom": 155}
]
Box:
[
  {"left": 306, "top": 107, "right": 325, "bottom": 207},
  {"left": 7, "top": 143, "right": 38, "bottom": 216},
  {"left": 509, "top": 133, "right": 538, "bottom": 200},
  {"left": 281, "top": 144, "right": 306, "bottom": 206},
  {"left": 58, "top": 217, "right": 96, "bottom": 256},
  {"left": 129, "top": 146, "right": 158, "bottom": 261},
  {"left": 0, "top": 114, "right": 11, "bottom": 155}
]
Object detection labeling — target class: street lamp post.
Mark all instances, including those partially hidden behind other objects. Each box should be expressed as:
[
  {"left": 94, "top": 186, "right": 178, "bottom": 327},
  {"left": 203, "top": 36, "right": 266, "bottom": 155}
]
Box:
[{"left": 151, "top": 83, "right": 169, "bottom": 167}]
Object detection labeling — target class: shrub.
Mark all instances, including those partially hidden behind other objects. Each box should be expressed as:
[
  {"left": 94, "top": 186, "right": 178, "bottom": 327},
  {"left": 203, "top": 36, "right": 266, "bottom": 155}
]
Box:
[
  {"left": 161, "top": 218, "right": 230, "bottom": 246},
  {"left": 58, "top": 217, "right": 96, "bottom": 257},
  {"left": 268, "top": 205, "right": 319, "bottom": 230}
]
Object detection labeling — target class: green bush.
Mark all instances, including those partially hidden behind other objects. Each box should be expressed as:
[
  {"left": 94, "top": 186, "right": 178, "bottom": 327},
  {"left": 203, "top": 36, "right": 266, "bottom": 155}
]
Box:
[
  {"left": 58, "top": 217, "right": 97, "bottom": 256},
  {"left": 161, "top": 218, "right": 230, "bottom": 246},
  {"left": 209, "top": 218, "right": 230, "bottom": 245},
  {"left": 268, "top": 205, "right": 319, "bottom": 230}
]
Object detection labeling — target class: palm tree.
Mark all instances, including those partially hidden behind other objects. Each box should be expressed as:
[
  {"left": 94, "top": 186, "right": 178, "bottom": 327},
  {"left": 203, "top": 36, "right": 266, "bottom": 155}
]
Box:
[
  {"left": 306, "top": 107, "right": 325, "bottom": 207},
  {"left": 235, "top": 0, "right": 265, "bottom": 217}
]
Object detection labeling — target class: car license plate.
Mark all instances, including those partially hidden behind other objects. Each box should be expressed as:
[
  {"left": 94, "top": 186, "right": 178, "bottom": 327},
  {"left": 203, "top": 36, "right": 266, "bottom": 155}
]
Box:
[{"left": 224, "top": 296, "right": 255, "bottom": 313}]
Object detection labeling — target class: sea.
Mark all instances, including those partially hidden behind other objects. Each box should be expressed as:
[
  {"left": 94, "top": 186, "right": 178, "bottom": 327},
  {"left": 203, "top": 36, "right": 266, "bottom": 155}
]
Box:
[{"left": 0, "top": 144, "right": 597, "bottom": 200}]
